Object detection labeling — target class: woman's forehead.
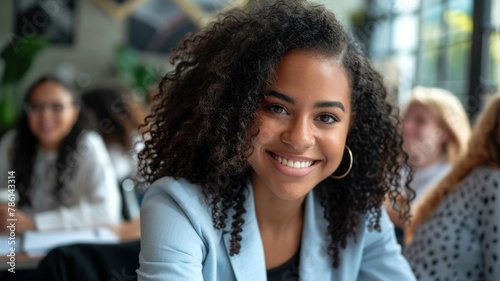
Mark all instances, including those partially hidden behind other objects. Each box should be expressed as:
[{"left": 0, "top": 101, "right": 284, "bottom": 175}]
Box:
[{"left": 30, "top": 82, "right": 73, "bottom": 101}]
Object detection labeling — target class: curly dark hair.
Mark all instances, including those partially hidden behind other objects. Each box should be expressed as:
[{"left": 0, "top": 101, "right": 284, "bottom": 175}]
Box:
[
  {"left": 138, "top": 0, "right": 414, "bottom": 267},
  {"left": 11, "top": 76, "right": 90, "bottom": 208}
]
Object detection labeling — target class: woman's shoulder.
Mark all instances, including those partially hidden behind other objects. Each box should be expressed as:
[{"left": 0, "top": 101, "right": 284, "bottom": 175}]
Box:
[
  {"left": 451, "top": 165, "right": 500, "bottom": 205},
  {"left": 143, "top": 177, "right": 210, "bottom": 217},
  {"left": 141, "top": 177, "right": 216, "bottom": 236},
  {"left": 0, "top": 130, "right": 17, "bottom": 147},
  {"left": 78, "top": 130, "right": 105, "bottom": 146},
  {"left": 472, "top": 165, "right": 500, "bottom": 174},
  {"left": 0, "top": 130, "right": 17, "bottom": 173},
  {"left": 148, "top": 177, "right": 204, "bottom": 198},
  {"left": 76, "top": 130, "right": 109, "bottom": 155},
  {"left": 464, "top": 165, "right": 500, "bottom": 184}
]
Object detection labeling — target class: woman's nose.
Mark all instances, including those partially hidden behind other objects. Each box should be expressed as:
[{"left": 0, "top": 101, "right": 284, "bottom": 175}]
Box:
[
  {"left": 403, "top": 119, "right": 414, "bottom": 135},
  {"left": 39, "top": 107, "right": 53, "bottom": 119},
  {"left": 280, "top": 117, "right": 315, "bottom": 150}
]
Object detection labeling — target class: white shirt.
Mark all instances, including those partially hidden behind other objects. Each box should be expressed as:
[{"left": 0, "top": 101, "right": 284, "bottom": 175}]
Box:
[
  {"left": 106, "top": 132, "right": 144, "bottom": 182},
  {"left": 0, "top": 130, "right": 122, "bottom": 230}
]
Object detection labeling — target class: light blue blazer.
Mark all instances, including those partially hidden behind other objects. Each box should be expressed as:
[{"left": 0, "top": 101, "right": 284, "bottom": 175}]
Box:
[{"left": 137, "top": 177, "right": 416, "bottom": 281}]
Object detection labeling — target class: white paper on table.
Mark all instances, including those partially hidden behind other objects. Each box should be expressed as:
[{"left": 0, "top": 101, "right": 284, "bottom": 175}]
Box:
[
  {"left": 0, "top": 235, "right": 21, "bottom": 255},
  {"left": 22, "top": 227, "right": 119, "bottom": 257}
]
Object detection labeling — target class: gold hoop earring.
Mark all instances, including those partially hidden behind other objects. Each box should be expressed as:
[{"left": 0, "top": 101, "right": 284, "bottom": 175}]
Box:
[{"left": 330, "top": 145, "right": 353, "bottom": 179}]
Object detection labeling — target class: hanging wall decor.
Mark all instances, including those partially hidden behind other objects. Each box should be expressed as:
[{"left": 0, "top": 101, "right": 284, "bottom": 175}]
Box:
[
  {"left": 127, "top": 0, "right": 246, "bottom": 54},
  {"left": 91, "top": 0, "right": 147, "bottom": 21},
  {"left": 15, "top": 0, "right": 76, "bottom": 44}
]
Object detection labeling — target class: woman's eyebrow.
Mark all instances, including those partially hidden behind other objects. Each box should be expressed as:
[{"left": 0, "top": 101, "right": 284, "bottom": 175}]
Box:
[
  {"left": 314, "top": 101, "right": 345, "bottom": 112},
  {"left": 266, "top": 90, "right": 345, "bottom": 112},
  {"left": 265, "top": 90, "right": 294, "bottom": 105}
]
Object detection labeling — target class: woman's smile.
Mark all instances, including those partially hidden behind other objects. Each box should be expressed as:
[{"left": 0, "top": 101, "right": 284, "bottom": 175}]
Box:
[
  {"left": 267, "top": 151, "right": 320, "bottom": 177},
  {"left": 269, "top": 151, "right": 316, "bottom": 168}
]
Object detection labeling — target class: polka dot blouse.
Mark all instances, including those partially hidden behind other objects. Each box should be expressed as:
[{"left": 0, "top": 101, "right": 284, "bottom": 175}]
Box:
[{"left": 404, "top": 166, "right": 500, "bottom": 281}]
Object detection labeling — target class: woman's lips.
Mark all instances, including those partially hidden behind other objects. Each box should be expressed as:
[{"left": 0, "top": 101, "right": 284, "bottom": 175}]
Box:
[
  {"left": 270, "top": 151, "right": 315, "bottom": 168},
  {"left": 267, "top": 151, "right": 320, "bottom": 177}
]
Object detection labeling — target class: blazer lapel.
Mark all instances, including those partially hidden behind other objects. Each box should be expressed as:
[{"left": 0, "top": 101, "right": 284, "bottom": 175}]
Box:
[
  {"left": 223, "top": 185, "right": 267, "bottom": 281},
  {"left": 298, "top": 191, "right": 338, "bottom": 280}
]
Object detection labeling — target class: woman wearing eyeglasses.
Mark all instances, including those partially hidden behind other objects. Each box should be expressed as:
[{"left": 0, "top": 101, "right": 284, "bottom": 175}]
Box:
[{"left": 0, "top": 76, "right": 121, "bottom": 234}]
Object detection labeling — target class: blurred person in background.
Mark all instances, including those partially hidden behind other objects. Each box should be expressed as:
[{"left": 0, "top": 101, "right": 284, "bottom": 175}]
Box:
[
  {"left": 81, "top": 87, "right": 147, "bottom": 183},
  {"left": 0, "top": 76, "right": 121, "bottom": 234},
  {"left": 386, "top": 86, "right": 471, "bottom": 229},
  {"left": 404, "top": 93, "right": 500, "bottom": 280},
  {"left": 26, "top": 88, "right": 147, "bottom": 281}
]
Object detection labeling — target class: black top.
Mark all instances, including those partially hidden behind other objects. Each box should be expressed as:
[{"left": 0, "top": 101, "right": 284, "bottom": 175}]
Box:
[{"left": 266, "top": 248, "right": 300, "bottom": 281}]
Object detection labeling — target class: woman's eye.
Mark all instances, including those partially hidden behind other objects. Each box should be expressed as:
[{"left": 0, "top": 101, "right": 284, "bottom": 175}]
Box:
[
  {"left": 268, "top": 105, "right": 287, "bottom": 114},
  {"left": 415, "top": 117, "right": 426, "bottom": 125},
  {"left": 52, "top": 104, "right": 64, "bottom": 112},
  {"left": 317, "top": 114, "right": 338, "bottom": 124},
  {"left": 31, "top": 104, "right": 43, "bottom": 112}
]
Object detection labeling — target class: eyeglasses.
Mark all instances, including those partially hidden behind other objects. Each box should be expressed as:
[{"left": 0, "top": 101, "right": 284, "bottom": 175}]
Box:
[{"left": 24, "top": 102, "right": 75, "bottom": 114}]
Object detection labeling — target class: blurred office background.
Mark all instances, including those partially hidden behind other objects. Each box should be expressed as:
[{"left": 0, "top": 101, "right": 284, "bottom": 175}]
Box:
[
  {"left": 364, "top": 0, "right": 499, "bottom": 118},
  {"left": 0, "top": 0, "right": 498, "bottom": 134}
]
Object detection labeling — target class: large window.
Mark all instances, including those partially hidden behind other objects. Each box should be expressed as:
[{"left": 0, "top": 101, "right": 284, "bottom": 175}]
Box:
[
  {"left": 484, "top": 0, "right": 499, "bottom": 96},
  {"left": 367, "top": 0, "right": 499, "bottom": 117}
]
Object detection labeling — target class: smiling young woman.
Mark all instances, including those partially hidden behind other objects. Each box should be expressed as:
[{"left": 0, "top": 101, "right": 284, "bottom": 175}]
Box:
[
  {"left": 137, "top": 1, "right": 416, "bottom": 280},
  {"left": 25, "top": 80, "right": 81, "bottom": 151},
  {"left": 248, "top": 51, "right": 355, "bottom": 270}
]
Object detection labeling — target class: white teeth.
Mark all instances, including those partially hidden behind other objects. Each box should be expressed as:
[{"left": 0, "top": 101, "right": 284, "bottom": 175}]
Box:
[{"left": 272, "top": 153, "right": 314, "bottom": 168}]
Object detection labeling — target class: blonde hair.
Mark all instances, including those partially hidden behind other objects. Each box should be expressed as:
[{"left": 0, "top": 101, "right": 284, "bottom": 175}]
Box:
[
  {"left": 406, "top": 93, "right": 500, "bottom": 243},
  {"left": 404, "top": 86, "right": 471, "bottom": 162}
]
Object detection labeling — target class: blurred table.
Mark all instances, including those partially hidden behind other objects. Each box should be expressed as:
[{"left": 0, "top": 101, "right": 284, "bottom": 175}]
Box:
[{"left": 0, "top": 216, "right": 140, "bottom": 271}]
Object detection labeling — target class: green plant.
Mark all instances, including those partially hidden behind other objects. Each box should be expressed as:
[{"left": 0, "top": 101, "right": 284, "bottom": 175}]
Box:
[
  {"left": 113, "top": 45, "right": 163, "bottom": 103},
  {"left": 0, "top": 35, "right": 49, "bottom": 132}
]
